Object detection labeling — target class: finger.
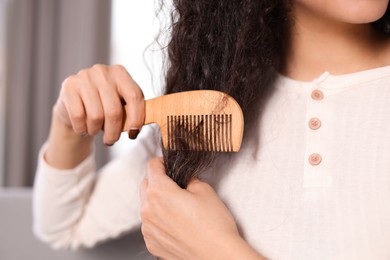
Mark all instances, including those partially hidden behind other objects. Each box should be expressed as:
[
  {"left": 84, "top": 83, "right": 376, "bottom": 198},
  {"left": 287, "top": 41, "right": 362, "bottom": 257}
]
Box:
[
  {"left": 62, "top": 90, "right": 88, "bottom": 135},
  {"left": 147, "top": 157, "right": 186, "bottom": 193},
  {"left": 64, "top": 96, "right": 87, "bottom": 135},
  {"left": 110, "top": 65, "right": 145, "bottom": 136},
  {"left": 146, "top": 157, "right": 171, "bottom": 188},
  {"left": 90, "top": 66, "right": 123, "bottom": 145},
  {"left": 100, "top": 93, "right": 123, "bottom": 145},
  {"left": 79, "top": 79, "right": 105, "bottom": 136}
]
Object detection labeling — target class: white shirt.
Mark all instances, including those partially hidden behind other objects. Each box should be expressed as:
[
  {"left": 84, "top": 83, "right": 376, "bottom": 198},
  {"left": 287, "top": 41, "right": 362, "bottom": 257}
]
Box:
[{"left": 33, "top": 66, "right": 390, "bottom": 259}]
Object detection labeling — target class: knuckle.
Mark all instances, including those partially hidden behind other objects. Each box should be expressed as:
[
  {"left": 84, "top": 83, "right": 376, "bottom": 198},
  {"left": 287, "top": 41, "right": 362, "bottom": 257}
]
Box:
[
  {"left": 61, "top": 75, "right": 78, "bottom": 90},
  {"left": 92, "top": 64, "right": 109, "bottom": 77},
  {"left": 128, "top": 88, "right": 144, "bottom": 101},
  {"left": 111, "top": 64, "right": 127, "bottom": 73},
  {"left": 71, "top": 110, "right": 86, "bottom": 122},
  {"left": 105, "top": 107, "right": 122, "bottom": 122},
  {"left": 89, "top": 112, "right": 104, "bottom": 124},
  {"left": 77, "top": 68, "right": 89, "bottom": 77},
  {"left": 92, "top": 63, "right": 107, "bottom": 71}
]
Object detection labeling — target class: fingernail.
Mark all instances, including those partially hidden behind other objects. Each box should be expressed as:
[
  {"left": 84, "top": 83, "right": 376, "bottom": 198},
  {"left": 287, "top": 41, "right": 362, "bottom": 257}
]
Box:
[
  {"left": 104, "top": 143, "right": 114, "bottom": 147},
  {"left": 128, "top": 129, "right": 140, "bottom": 140}
]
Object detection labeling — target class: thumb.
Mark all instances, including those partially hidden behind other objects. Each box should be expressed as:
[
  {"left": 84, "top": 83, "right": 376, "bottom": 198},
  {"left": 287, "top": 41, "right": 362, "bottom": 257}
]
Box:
[{"left": 146, "top": 157, "right": 176, "bottom": 188}]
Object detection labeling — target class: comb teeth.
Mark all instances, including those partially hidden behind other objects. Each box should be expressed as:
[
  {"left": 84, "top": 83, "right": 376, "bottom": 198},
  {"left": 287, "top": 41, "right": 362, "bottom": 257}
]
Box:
[{"left": 167, "top": 114, "right": 233, "bottom": 152}]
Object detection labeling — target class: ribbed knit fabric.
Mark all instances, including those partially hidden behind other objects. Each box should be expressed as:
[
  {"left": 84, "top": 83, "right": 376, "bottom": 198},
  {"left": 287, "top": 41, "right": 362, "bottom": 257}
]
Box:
[{"left": 33, "top": 66, "right": 390, "bottom": 259}]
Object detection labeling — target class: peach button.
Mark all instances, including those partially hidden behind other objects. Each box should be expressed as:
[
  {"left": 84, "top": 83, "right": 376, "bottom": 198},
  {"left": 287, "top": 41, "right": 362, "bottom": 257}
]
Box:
[
  {"left": 309, "top": 153, "right": 322, "bottom": 166},
  {"left": 308, "top": 118, "right": 321, "bottom": 130},
  {"left": 311, "top": 89, "right": 324, "bottom": 100}
]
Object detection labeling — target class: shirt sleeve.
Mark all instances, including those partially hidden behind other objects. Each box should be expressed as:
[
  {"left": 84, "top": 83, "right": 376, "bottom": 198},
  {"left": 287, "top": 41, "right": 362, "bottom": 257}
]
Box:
[{"left": 32, "top": 126, "right": 161, "bottom": 250}]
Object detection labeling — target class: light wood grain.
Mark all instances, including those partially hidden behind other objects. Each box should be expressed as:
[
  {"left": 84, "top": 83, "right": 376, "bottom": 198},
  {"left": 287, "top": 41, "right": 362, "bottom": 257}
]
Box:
[{"left": 123, "top": 90, "right": 244, "bottom": 152}]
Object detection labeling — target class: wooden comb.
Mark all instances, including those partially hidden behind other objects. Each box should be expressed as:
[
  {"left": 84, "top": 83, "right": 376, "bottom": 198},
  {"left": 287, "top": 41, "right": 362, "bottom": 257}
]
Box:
[{"left": 123, "top": 90, "right": 244, "bottom": 152}]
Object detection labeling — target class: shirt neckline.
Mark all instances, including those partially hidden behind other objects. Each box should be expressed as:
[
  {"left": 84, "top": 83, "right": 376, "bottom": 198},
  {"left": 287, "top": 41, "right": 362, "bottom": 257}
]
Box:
[{"left": 276, "top": 65, "right": 390, "bottom": 90}]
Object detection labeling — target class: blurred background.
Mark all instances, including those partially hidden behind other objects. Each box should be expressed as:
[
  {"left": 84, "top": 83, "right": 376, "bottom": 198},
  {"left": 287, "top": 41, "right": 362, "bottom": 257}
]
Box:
[{"left": 0, "top": 0, "right": 168, "bottom": 259}]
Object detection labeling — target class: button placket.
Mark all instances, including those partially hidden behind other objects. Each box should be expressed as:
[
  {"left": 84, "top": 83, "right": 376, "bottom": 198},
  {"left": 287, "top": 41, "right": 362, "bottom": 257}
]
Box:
[{"left": 303, "top": 86, "right": 332, "bottom": 188}]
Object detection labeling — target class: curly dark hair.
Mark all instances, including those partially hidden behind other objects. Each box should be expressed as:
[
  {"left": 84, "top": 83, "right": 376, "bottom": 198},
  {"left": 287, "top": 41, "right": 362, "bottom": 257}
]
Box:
[
  {"left": 165, "top": 0, "right": 289, "bottom": 108},
  {"left": 161, "top": 0, "right": 390, "bottom": 188}
]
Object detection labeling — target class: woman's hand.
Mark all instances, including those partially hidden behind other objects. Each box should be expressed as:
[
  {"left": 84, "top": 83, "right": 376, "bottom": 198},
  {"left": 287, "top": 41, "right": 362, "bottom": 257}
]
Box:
[
  {"left": 140, "top": 158, "right": 266, "bottom": 260},
  {"left": 54, "top": 64, "right": 145, "bottom": 144},
  {"left": 46, "top": 64, "right": 144, "bottom": 169}
]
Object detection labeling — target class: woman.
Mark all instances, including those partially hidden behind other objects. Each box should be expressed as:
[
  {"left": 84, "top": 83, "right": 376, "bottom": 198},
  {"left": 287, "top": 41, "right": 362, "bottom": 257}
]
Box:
[{"left": 33, "top": 0, "right": 390, "bottom": 259}]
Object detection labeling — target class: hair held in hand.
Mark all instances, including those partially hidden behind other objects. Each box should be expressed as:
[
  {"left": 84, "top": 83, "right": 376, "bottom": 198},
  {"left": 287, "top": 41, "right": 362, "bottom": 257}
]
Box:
[{"left": 160, "top": 0, "right": 390, "bottom": 188}]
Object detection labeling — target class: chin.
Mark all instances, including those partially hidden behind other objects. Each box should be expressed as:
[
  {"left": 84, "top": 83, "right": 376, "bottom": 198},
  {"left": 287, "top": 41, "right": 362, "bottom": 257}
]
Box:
[{"left": 345, "top": 0, "right": 389, "bottom": 24}]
